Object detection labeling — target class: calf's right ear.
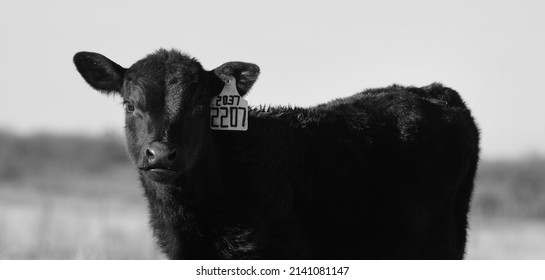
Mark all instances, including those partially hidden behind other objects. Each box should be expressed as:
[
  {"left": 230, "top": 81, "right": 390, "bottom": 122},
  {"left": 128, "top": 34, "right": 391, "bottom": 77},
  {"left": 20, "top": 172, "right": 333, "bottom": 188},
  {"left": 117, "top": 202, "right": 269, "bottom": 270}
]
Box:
[{"left": 73, "top": 52, "right": 126, "bottom": 94}]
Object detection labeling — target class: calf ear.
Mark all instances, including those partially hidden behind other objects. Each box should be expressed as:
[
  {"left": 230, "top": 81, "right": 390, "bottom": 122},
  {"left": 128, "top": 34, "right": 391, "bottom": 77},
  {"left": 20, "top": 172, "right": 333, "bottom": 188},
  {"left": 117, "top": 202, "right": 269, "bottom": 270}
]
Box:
[
  {"left": 213, "top": 61, "right": 260, "bottom": 96},
  {"left": 73, "top": 52, "right": 126, "bottom": 94}
]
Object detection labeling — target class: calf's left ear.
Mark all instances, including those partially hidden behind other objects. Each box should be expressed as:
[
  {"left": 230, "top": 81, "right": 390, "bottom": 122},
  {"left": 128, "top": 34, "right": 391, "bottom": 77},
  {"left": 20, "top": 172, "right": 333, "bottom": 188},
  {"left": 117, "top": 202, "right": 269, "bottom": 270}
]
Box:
[
  {"left": 73, "top": 51, "right": 127, "bottom": 94},
  {"left": 213, "top": 61, "right": 260, "bottom": 96}
]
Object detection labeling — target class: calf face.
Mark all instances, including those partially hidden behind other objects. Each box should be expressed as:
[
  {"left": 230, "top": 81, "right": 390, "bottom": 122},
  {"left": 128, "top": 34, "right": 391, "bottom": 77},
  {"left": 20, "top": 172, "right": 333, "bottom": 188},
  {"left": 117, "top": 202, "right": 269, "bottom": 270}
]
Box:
[{"left": 73, "top": 49, "right": 260, "bottom": 182}]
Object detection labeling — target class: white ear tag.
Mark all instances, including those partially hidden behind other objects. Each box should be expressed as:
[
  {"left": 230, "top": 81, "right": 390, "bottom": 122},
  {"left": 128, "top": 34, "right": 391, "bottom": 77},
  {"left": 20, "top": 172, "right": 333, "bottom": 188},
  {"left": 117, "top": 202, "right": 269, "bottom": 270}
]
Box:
[{"left": 210, "top": 76, "right": 249, "bottom": 131}]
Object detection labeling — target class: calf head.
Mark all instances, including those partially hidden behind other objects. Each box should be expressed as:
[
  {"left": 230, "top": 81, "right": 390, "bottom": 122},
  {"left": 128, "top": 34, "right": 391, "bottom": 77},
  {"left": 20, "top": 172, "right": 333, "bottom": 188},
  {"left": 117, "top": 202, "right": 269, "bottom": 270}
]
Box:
[{"left": 73, "top": 49, "right": 259, "bottom": 183}]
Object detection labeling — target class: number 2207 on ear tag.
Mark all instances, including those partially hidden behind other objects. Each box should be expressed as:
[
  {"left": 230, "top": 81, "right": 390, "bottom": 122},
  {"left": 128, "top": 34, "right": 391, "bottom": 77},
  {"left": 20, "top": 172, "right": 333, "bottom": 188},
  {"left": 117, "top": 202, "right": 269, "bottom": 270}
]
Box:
[{"left": 210, "top": 76, "right": 249, "bottom": 131}]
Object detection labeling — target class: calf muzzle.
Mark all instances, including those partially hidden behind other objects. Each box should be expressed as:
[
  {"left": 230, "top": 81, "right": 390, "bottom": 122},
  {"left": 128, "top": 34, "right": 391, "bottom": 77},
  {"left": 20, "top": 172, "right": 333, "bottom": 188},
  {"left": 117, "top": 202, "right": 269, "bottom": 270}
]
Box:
[{"left": 142, "top": 142, "right": 180, "bottom": 171}]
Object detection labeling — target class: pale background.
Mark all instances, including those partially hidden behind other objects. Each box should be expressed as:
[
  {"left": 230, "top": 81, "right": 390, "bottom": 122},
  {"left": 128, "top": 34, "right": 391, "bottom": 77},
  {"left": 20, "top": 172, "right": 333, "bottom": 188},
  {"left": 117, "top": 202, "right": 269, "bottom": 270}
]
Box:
[
  {"left": 0, "top": 0, "right": 544, "bottom": 158},
  {"left": 0, "top": 0, "right": 544, "bottom": 259}
]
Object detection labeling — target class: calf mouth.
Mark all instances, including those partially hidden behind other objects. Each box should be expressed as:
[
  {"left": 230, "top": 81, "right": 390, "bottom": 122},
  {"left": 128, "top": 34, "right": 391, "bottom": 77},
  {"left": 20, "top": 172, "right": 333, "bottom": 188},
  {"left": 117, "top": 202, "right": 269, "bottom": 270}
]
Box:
[{"left": 140, "top": 167, "right": 181, "bottom": 182}]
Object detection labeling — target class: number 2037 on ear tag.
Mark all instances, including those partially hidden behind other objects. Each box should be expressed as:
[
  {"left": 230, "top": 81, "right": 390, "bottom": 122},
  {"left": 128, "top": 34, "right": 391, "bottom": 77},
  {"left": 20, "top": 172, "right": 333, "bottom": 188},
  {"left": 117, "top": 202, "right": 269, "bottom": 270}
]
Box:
[{"left": 210, "top": 76, "right": 249, "bottom": 131}]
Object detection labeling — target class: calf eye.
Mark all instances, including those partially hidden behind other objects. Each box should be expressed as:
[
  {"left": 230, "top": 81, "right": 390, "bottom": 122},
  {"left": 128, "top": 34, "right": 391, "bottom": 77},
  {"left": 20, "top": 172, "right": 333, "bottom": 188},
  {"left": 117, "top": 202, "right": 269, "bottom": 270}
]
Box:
[{"left": 124, "top": 101, "right": 135, "bottom": 113}]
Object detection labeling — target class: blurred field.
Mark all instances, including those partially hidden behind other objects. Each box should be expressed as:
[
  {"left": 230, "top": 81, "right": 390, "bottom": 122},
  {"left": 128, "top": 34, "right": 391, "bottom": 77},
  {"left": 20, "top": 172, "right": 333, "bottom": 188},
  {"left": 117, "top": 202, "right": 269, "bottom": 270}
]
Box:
[
  {"left": 0, "top": 131, "right": 544, "bottom": 259},
  {"left": 468, "top": 216, "right": 545, "bottom": 259},
  {"left": 0, "top": 131, "right": 162, "bottom": 259},
  {"left": 467, "top": 157, "right": 545, "bottom": 259},
  {"left": 0, "top": 167, "right": 162, "bottom": 259}
]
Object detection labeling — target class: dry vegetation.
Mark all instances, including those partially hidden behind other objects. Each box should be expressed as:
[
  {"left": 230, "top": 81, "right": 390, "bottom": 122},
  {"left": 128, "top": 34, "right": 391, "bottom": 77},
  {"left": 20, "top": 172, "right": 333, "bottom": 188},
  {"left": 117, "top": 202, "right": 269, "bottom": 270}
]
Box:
[
  {"left": 0, "top": 131, "right": 161, "bottom": 259},
  {"left": 468, "top": 157, "right": 545, "bottom": 259},
  {"left": 0, "top": 131, "right": 544, "bottom": 259}
]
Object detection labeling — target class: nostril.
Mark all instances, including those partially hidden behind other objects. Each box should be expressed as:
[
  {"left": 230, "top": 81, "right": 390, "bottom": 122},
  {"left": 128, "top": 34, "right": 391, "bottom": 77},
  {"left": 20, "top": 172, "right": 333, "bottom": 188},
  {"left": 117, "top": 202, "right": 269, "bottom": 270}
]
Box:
[
  {"left": 167, "top": 150, "right": 177, "bottom": 162},
  {"left": 146, "top": 148, "right": 155, "bottom": 158}
]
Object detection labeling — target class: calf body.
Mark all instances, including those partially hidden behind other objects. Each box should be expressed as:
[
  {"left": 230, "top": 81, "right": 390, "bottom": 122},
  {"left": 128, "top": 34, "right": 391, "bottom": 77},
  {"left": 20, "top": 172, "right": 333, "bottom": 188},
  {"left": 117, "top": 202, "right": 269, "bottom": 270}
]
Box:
[{"left": 74, "top": 49, "right": 479, "bottom": 259}]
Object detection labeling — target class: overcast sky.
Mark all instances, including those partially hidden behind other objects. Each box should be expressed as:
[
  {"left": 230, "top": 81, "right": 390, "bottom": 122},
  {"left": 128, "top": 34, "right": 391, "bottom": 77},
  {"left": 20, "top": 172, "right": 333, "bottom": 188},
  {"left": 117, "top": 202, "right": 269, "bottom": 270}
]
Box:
[{"left": 0, "top": 0, "right": 544, "bottom": 159}]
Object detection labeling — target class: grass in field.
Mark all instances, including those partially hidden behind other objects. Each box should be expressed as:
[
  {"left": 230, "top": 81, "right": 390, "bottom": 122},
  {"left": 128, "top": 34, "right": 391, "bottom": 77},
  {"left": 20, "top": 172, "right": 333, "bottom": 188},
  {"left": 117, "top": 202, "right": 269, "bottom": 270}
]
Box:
[
  {"left": 0, "top": 166, "right": 163, "bottom": 260},
  {"left": 3, "top": 169, "right": 545, "bottom": 259},
  {"left": 1, "top": 132, "right": 545, "bottom": 259},
  {"left": 467, "top": 216, "right": 545, "bottom": 259}
]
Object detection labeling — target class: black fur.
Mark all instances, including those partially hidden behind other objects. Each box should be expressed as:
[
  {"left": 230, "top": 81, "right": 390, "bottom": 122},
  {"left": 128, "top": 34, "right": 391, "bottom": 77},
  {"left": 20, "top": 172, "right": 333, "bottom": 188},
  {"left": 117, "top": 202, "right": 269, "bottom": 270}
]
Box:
[
  {"left": 73, "top": 52, "right": 126, "bottom": 93},
  {"left": 73, "top": 49, "right": 480, "bottom": 259}
]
